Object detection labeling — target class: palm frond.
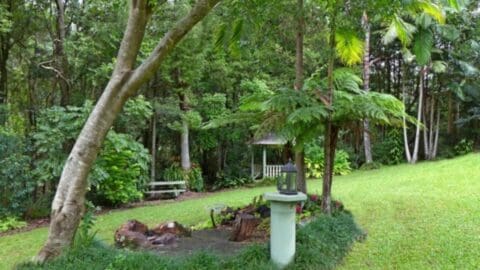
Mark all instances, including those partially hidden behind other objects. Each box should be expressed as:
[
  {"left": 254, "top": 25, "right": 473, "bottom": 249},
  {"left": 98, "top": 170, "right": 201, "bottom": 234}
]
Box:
[{"left": 383, "top": 15, "right": 417, "bottom": 46}]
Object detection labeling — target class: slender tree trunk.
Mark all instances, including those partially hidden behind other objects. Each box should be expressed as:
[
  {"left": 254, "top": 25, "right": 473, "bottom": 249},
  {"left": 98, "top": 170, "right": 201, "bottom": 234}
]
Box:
[
  {"left": 447, "top": 91, "right": 454, "bottom": 135},
  {"left": 180, "top": 120, "right": 191, "bottom": 170},
  {"left": 402, "top": 65, "right": 412, "bottom": 162},
  {"left": 0, "top": 39, "right": 10, "bottom": 104},
  {"left": 294, "top": 0, "right": 306, "bottom": 193},
  {"left": 151, "top": 110, "right": 157, "bottom": 181},
  {"left": 411, "top": 67, "right": 426, "bottom": 164},
  {"left": 422, "top": 95, "right": 429, "bottom": 158},
  {"left": 53, "top": 0, "right": 71, "bottom": 106},
  {"left": 362, "top": 11, "right": 373, "bottom": 164},
  {"left": 432, "top": 102, "right": 440, "bottom": 158},
  {"left": 321, "top": 4, "right": 337, "bottom": 214},
  {"left": 36, "top": 0, "right": 221, "bottom": 262},
  {"left": 178, "top": 92, "right": 191, "bottom": 171},
  {"left": 428, "top": 95, "right": 435, "bottom": 158}
]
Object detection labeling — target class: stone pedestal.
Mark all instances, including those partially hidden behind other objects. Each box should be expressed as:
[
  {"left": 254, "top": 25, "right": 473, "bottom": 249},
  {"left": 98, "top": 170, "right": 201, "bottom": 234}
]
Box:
[{"left": 264, "top": 192, "right": 307, "bottom": 269}]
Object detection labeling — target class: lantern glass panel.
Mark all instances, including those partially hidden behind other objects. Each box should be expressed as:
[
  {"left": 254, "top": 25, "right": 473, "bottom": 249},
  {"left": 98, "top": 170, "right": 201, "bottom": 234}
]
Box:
[{"left": 278, "top": 160, "right": 298, "bottom": 195}]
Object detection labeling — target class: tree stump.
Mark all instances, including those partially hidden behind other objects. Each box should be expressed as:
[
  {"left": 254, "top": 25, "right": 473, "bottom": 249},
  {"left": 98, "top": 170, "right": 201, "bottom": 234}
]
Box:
[{"left": 230, "top": 213, "right": 261, "bottom": 242}]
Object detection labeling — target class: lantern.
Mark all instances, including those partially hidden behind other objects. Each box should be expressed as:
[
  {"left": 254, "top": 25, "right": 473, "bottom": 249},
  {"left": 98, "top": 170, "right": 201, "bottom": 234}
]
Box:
[{"left": 277, "top": 159, "right": 298, "bottom": 195}]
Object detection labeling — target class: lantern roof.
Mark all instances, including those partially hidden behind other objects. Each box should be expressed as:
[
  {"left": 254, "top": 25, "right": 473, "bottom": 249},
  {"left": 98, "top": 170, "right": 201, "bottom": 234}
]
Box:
[
  {"left": 281, "top": 159, "right": 297, "bottom": 173},
  {"left": 251, "top": 133, "right": 287, "bottom": 145}
]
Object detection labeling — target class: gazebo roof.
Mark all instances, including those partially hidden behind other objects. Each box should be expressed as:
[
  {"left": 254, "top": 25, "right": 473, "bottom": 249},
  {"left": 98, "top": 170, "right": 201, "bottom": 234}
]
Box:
[{"left": 251, "top": 133, "right": 287, "bottom": 145}]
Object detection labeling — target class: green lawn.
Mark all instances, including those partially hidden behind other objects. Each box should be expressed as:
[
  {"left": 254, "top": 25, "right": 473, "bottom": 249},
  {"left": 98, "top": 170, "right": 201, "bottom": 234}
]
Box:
[{"left": 1, "top": 154, "right": 479, "bottom": 269}]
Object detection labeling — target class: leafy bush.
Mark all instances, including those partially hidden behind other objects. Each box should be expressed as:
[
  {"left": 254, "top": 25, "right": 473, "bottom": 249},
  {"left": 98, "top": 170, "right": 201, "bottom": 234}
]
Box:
[
  {"left": 212, "top": 177, "right": 252, "bottom": 190},
  {"left": 304, "top": 142, "right": 352, "bottom": 179},
  {"left": 0, "top": 130, "right": 34, "bottom": 218},
  {"left": 33, "top": 102, "right": 92, "bottom": 184},
  {"left": 454, "top": 139, "right": 474, "bottom": 156},
  {"left": 0, "top": 216, "right": 27, "bottom": 233},
  {"left": 162, "top": 163, "right": 204, "bottom": 192},
  {"left": 115, "top": 95, "right": 153, "bottom": 139},
  {"left": 92, "top": 132, "right": 150, "bottom": 205},
  {"left": 359, "top": 161, "right": 382, "bottom": 170},
  {"left": 373, "top": 129, "right": 404, "bottom": 165},
  {"left": 33, "top": 101, "right": 151, "bottom": 206}
]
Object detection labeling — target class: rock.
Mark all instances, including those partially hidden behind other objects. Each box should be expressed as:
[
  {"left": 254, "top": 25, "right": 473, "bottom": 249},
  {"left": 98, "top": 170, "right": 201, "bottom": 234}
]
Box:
[
  {"left": 115, "top": 229, "right": 150, "bottom": 249},
  {"left": 151, "top": 233, "right": 177, "bottom": 246},
  {"left": 118, "top": 219, "right": 149, "bottom": 234},
  {"left": 151, "top": 221, "right": 191, "bottom": 237}
]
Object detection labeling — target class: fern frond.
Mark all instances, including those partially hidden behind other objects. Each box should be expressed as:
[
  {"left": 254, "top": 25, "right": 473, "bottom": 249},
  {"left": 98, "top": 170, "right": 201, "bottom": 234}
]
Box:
[{"left": 335, "top": 30, "right": 365, "bottom": 66}]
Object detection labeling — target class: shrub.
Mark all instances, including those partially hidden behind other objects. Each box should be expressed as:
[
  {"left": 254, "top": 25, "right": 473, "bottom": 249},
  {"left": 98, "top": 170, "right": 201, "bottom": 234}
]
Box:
[
  {"left": 18, "top": 209, "right": 364, "bottom": 270},
  {"left": 92, "top": 132, "right": 150, "bottom": 205},
  {"left": 304, "top": 142, "right": 352, "bottom": 179},
  {"left": 0, "top": 130, "right": 34, "bottom": 218},
  {"left": 162, "top": 163, "right": 204, "bottom": 192},
  {"left": 33, "top": 102, "right": 151, "bottom": 206},
  {"left": 454, "top": 139, "right": 474, "bottom": 156},
  {"left": 0, "top": 216, "right": 27, "bottom": 233},
  {"left": 373, "top": 129, "right": 404, "bottom": 165}
]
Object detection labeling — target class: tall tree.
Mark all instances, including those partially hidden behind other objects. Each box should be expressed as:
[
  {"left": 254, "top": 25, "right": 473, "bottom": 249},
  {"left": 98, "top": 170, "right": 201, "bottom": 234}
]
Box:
[
  {"left": 361, "top": 11, "right": 373, "bottom": 164},
  {"left": 36, "top": 0, "right": 221, "bottom": 262},
  {"left": 52, "top": 0, "right": 71, "bottom": 106},
  {"left": 294, "top": 0, "right": 307, "bottom": 193}
]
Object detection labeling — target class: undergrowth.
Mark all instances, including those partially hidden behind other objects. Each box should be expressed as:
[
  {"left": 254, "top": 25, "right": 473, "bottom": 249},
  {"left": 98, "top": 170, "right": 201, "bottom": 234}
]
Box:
[{"left": 18, "top": 211, "right": 363, "bottom": 270}]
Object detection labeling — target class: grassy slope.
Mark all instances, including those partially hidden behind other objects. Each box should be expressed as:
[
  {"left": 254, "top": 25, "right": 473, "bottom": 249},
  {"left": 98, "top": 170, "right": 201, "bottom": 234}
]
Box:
[{"left": 1, "top": 154, "right": 479, "bottom": 269}]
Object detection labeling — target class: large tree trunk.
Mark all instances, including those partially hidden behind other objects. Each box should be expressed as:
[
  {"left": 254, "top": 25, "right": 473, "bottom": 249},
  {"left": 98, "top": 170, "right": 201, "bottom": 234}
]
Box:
[
  {"left": 321, "top": 124, "right": 339, "bottom": 214},
  {"left": 36, "top": 0, "right": 221, "bottom": 262},
  {"left": 294, "top": 0, "right": 306, "bottom": 193},
  {"left": 411, "top": 67, "right": 426, "bottom": 164},
  {"left": 53, "top": 0, "right": 71, "bottom": 106},
  {"left": 362, "top": 11, "right": 373, "bottom": 164}
]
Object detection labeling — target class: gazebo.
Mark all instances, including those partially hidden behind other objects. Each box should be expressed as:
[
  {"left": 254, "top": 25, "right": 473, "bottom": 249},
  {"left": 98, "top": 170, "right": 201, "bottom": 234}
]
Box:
[{"left": 250, "top": 133, "right": 287, "bottom": 179}]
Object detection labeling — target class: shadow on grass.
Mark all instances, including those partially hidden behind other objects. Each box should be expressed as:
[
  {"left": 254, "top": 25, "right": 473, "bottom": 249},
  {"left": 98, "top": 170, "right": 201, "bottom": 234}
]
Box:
[{"left": 17, "top": 211, "right": 364, "bottom": 270}]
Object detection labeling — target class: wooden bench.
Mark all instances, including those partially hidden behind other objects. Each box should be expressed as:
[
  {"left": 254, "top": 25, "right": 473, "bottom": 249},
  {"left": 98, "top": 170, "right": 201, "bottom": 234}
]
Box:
[{"left": 145, "top": 181, "right": 187, "bottom": 197}]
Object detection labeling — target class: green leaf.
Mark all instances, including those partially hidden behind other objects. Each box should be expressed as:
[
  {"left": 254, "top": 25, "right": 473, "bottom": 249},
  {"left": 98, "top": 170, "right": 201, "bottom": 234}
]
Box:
[
  {"left": 413, "top": 29, "right": 433, "bottom": 65},
  {"left": 431, "top": 60, "right": 447, "bottom": 73},
  {"left": 437, "top": 24, "right": 460, "bottom": 41}
]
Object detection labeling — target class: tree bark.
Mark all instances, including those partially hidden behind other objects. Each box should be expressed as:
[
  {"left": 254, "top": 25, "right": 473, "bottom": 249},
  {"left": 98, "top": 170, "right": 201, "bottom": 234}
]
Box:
[
  {"left": 402, "top": 65, "right": 412, "bottom": 162},
  {"left": 178, "top": 92, "right": 191, "bottom": 171},
  {"left": 36, "top": 0, "right": 221, "bottom": 262},
  {"left": 180, "top": 119, "right": 191, "bottom": 170},
  {"left": 294, "top": 0, "right": 306, "bottom": 193},
  {"left": 432, "top": 102, "right": 440, "bottom": 158},
  {"left": 151, "top": 110, "right": 157, "bottom": 182},
  {"left": 411, "top": 67, "right": 426, "bottom": 164},
  {"left": 53, "top": 0, "right": 71, "bottom": 106},
  {"left": 321, "top": 4, "right": 337, "bottom": 215},
  {"left": 321, "top": 124, "right": 339, "bottom": 214},
  {"left": 362, "top": 11, "right": 373, "bottom": 164}
]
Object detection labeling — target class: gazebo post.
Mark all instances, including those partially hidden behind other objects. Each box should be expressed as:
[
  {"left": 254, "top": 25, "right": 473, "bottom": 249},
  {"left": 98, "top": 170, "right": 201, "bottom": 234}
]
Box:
[{"left": 263, "top": 146, "right": 267, "bottom": 178}]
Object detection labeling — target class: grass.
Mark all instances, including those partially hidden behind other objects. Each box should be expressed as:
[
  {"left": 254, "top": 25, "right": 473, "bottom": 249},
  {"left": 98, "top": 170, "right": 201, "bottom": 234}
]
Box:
[{"left": 1, "top": 153, "right": 479, "bottom": 269}]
